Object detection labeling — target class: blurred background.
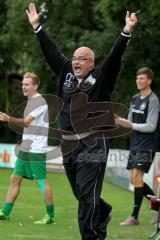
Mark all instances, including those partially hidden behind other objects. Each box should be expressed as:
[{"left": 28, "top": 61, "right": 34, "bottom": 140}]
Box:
[{"left": 1, "top": 0, "right": 160, "bottom": 149}]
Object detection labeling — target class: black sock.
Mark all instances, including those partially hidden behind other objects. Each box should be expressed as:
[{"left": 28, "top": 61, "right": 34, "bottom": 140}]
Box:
[
  {"left": 131, "top": 187, "right": 144, "bottom": 219},
  {"left": 143, "top": 182, "right": 155, "bottom": 199}
]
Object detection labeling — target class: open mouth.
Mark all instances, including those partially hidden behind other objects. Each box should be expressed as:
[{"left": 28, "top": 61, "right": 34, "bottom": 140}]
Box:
[
  {"left": 23, "top": 90, "right": 28, "bottom": 94},
  {"left": 74, "top": 66, "right": 82, "bottom": 75},
  {"left": 75, "top": 66, "right": 81, "bottom": 71}
]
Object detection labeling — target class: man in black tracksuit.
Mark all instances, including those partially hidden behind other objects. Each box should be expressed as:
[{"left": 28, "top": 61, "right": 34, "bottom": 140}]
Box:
[{"left": 27, "top": 3, "right": 138, "bottom": 239}]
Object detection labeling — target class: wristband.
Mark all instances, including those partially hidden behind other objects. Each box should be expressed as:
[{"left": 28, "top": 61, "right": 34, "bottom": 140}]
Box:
[
  {"left": 34, "top": 25, "right": 42, "bottom": 33},
  {"left": 123, "top": 26, "right": 132, "bottom": 34}
]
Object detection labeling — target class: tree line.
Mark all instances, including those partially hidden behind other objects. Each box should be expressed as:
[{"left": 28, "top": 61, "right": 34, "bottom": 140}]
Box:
[{"left": 0, "top": 0, "right": 160, "bottom": 149}]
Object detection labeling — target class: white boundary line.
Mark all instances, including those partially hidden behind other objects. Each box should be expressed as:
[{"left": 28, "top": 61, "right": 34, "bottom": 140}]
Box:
[{"left": 4, "top": 234, "right": 75, "bottom": 240}]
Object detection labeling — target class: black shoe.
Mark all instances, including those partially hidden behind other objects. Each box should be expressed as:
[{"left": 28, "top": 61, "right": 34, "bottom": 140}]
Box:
[{"left": 98, "top": 209, "right": 112, "bottom": 240}]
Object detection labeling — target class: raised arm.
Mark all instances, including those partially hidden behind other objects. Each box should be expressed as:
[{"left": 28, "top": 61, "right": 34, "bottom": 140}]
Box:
[
  {"left": 101, "top": 11, "right": 138, "bottom": 93},
  {"left": 26, "top": 3, "right": 68, "bottom": 76},
  {"left": 107, "top": 11, "right": 138, "bottom": 58},
  {"left": 26, "top": 2, "right": 41, "bottom": 29},
  {"left": 124, "top": 11, "right": 138, "bottom": 33}
]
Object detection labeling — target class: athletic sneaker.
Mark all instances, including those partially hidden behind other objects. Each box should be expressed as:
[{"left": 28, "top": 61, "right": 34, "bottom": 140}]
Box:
[
  {"left": 0, "top": 209, "right": 9, "bottom": 221},
  {"left": 119, "top": 216, "right": 139, "bottom": 225},
  {"left": 34, "top": 214, "right": 56, "bottom": 224},
  {"left": 150, "top": 211, "right": 159, "bottom": 224}
]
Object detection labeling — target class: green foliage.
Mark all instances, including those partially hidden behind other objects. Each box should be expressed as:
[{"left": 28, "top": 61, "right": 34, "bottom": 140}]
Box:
[{"left": 0, "top": 0, "right": 160, "bottom": 148}]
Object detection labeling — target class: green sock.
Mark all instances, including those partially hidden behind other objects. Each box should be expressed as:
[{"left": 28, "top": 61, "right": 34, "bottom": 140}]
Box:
[
  {"left": 2, "top": 202, "right": 14, "bottom": 216},
  {"left": 46, "top": 204, "right": 55, "bottom": 219}
]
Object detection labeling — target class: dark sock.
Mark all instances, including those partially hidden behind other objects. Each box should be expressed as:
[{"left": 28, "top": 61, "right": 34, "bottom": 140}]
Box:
[
  {"left": 131, "top": 187, "right": 144, "bottom": 219},
  {"left": 143, "top": 182, "right": 155, "bottom": 199},
  {"left": 46, "top": 204, "right": 55, "bottom": 219},
  {"left": 2, "top": 202, "right": 14, "bottom": 216}
]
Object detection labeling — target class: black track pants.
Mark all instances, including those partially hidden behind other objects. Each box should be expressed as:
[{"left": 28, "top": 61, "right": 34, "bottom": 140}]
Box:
[{"left": 63, "top": 139, "right": 112, "bottom": 240}]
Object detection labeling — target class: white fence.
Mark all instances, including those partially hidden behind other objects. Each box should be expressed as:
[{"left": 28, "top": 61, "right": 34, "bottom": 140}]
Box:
[
  {"left": 0, "top": 144, "right": 160, "bottom": 192},
  {"left": 106, "top": 149, "right": 160, "bottom": 192}
]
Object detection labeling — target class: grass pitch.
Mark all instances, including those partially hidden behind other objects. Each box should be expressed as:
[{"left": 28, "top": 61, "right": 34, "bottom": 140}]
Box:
[{"left": 0, "top": 168, "right": 156, "bottom": 239}]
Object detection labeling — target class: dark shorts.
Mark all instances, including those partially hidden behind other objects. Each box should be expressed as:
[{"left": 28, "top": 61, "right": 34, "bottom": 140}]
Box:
[
  {"left": 127, "top": 151, "right": 155, "bottom": 173},
  {"left": 13, "top": 151, "right": 46, "bottom": 180}
]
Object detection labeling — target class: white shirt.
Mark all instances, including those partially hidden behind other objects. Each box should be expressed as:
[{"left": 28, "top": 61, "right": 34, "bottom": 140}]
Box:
[{"left": 22, "top": 94, "right": 49, "bottom": 153}]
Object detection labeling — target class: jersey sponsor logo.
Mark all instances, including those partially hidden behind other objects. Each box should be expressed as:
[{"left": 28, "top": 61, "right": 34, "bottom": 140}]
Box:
[
  {"left": 64, "top": 73, "right": 75, "bottom": 86},
  {"left": 137, "top": 163, "right": 143, "bottom": 166},
  {"left": 140, "top": 102, "right": 146, "bottom": 111},
  {"left": 63, "top": 73, "right": 78, "bottom": 93},
  {"left": 85, "top": 75, "right": 96, "bottom": 85},
  {"left": 132, "top": 107, "right": 144, "bottom": 114},
  {"left": 79, "top": 75, "right": 96, "bottom": 92}
]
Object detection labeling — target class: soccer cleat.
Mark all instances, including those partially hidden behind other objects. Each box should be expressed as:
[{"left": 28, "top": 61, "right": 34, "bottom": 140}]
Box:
[
  {"left": 150, "top": 211, "right": 159, "bottom": 224},
  {"left": 0, "top": 209, "right": 9, "bottom": 221},
  {"left": 34, "top": 214, "right": 56, "bottom": 224},
  {"left": 119, "top": 216, "right": 139, "bottom": 225}
]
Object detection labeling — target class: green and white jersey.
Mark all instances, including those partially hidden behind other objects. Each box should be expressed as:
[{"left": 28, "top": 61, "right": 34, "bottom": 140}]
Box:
[{"left": 22, "top": 93, "right": 49, "bottom": 153}]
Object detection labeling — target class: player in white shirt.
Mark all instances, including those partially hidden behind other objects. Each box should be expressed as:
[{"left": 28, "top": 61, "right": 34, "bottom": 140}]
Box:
[{"left": 0, "top": 72, "right": 56, "bottom": 224}]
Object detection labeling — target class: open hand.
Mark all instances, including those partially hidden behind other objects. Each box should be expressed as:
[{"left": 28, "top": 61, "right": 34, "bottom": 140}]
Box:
[{"left": 26, "top": 3, "right": 42, "bottom": 29}]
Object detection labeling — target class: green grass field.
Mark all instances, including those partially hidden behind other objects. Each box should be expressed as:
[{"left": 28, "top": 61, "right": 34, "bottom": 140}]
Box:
[{"left": 0, "top": 168, "right": 157, "bottom": 240}]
